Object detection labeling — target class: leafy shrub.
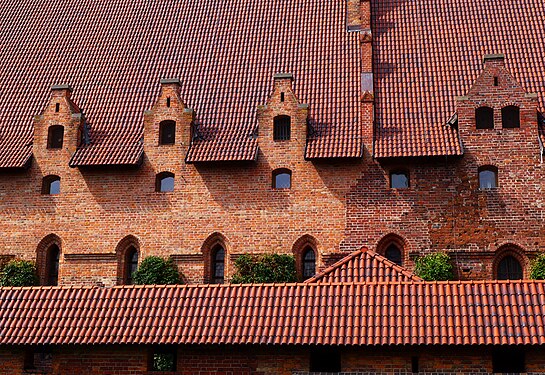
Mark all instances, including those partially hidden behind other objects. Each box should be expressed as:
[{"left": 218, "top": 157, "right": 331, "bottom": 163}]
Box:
[
  {"left": 414, "top": 252, "right": 455, "bottom": 281},
  {"left": 530, "top": 253, "right": 545, "bottom": 280},
  {"left": 132, "top": 256, "right": 180, "bottom": 285},
  {"left": 0, "top": 260, "right": 39, "bottom": 287},
  {"left": 152, "top": 352, "right": 176, "bottom": 371},
  {"left": 231, "top": 254, "right": 297, "bottom": 284}
]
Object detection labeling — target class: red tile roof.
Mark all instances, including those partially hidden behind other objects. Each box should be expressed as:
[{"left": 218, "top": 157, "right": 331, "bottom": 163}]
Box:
[
  {"left": 0, "top": 0, "right": 362, "bottom": 167},
  {"left": 2, "top": 280, "right": 545, "bottom": 346},
  {"left": 305, "top": 248, "right": 422, "bottom": 283},
  {"left": 372, "top": 0, "right": 545, "bottom": 158}
]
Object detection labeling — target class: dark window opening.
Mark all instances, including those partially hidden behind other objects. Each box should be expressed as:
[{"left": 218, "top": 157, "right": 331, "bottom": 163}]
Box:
[
  {"left": 390, "top": 170, "right": 409, "bottom": 189},
  {"left": 280, "top": 92, "right": 285, "bottom": 102},
  {"left": 125, "top": 247, "right": 138, "bottom": 285},
  {"left": 273, "top": 115, "right": 291, "bottom": 141},
  {"left": 411, "top": 356, "right": 419, "bottom": 373},
  {"left": 273, "top": 169, "right": 292, "bottom": 189},
  {"left": 309, "top": 348, "right": 341, "bottom": 372},
  {"left": 502, "top": 105, "right": 520, "bottom": 128},
  {"left": 493, "top": 349, "right": 525, "bottom": 373},
  {"left": 55, "top": 103, "right": 60, "bottom": 112},
  {"left": 211, "top": 245, "right": 225, "bottom": 284},
  {"left": 24, "top": 349, "right": 53, "bottom": 372},
  {"left": 47, "top": 125, "right": 64, "bottom": 149},
  {"left": 302, "top": 247, "right": 316, "bottom": 280},
  {"left": 155, "top": 172, "right": 175, "bottom": 192},
  {"left": 479, "top": 166, "right": 498, "bottom": 189},
  {"left": 493, "top": 76, "right": 499, "bottom": 86},
  {"left": 166, "top": 97, "right": 171, "bottom": 108},
  {"left": 496, "top": 255, "right": 523, "bottom": 280},
  {"left": 159, "top": 120, "right": 176, "bottom": 145},
  {"left": 42, "top": 175, "right": 61, "bottom": 195},
  {"left": 475, "top": 107, "right": 494, "bottom": 129},
  {"left": 385, "top": 244, "right": 402, "bottom": 266},
  {"left": 149, "top": 348, "right": 177, "bottom": 372},
  {"left": 46, "top": 245, "right": 60, "bottom": 286}
]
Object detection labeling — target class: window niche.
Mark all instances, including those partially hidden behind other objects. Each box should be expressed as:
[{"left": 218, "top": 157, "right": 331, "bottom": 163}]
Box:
[
  {"left": 478, "top": 166, "right": 498, "bottom": 189},
  {"left": 272, "top": 168, "right": 292, "bottom": 189},
  {"left": 273, "top": 115, "right": 291, "bottom": 141},
  {"left": 496, "top": 255, "right": 523, "bottom": 280},
  {"left": 475, "top": 106, "right": 494, "bottom": 129},
  {"left": 502, "top": 105, "right": 520, "bottom": 128},
  {"left": 47, "top": 125, "right": 64, "bottom": 149},
  {"left": 42, "top": 175, "right": 61, "bottom": 195},
  {"left": 385, "top": 243, "right": 403, "bottom": 266},
  {"left": 390, "top": 170, "right": 409, "bottom": 189},
  {"left": 155, "top": 172, "right": 175, "bottom": 192},
  {"left": 45, "top": 244, "right": 60, "bottom": 286},
  {"left": 159, "top": 120, "right": 176, "bottom": 145}
]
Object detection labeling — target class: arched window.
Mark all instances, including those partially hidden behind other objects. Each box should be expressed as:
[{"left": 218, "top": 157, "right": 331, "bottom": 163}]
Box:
[
  {"left": 475, "top": 107, "right": 494, "bottom": 129},
  {"left": 124, "top": 247, "right": 139, "bottom": 285},
  {"left": 302, "top": 247, "right": 316, "bottom": 280},
  {"left": 496, "top": 255, "right": 523, "bottom": 280},
  {"left": 502, "top": 105, "right": 520, "bottom": 128},
  {"left": 156, "top": 172, "right": 175, "bottom": 192},
  {"left": 478, "top": 166, "right": 498, "bottom": 189},
  {"left": 390, "top": 170, "right": 409, "bottom": 189},
  {"left": 45, "top": 245, "right": 60, "bottom": 286},
  {"left": 159, "top": 120, "right": 176, "bottom": 145},
  {"left": 273, "top": 115, "right": 291, "bottom": 141},
  {"left": 42, "top": 175, "right": 61, "bottom": 195},
  {"left": 47, "top": 125, "right": 64, "bottom": 149},
  {"left": 385, "top": 243, "right": 402, "bottom": 266},
  {"left": 211, "top": 245, "right": 225, "bottom": 284},
  {"left": 272, "top": 168, "right": 292, "bottom": 189}
]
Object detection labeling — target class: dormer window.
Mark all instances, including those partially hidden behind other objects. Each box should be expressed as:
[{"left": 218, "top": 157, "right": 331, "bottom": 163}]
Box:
[
  {"left": 272, "top": 168, "right": 292, "bottom": 189},
  {"left": 156, "top": 172, "right": 175, "bottom": 192},
  {"left": 502, "top": 105, "right": 520, "bottom": 128},
  {"left": 273, "top": 115, "right": 291, "bottom": 141},
  {"left": 478, "top": 166, "right": 498, "bottom": 189},
  {"left": 47, "top": 125, "right": 64, "bottom": 149},
  {"left": 475, "top": 107, "right": 494, "bottom": 129},
  {"left": 42, "top": 175, "right": 61, "bottom": 195},
  {"left": 390, "top": 170, "right": 409, "bottom": 189},
  {"left": 159, "top": 120, "right": 176, "bottom": 145}
]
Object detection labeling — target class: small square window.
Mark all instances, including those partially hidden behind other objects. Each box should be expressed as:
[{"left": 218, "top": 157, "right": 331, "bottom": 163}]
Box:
[
  {"left": 47, "top": 125, "right": 64, "bottom": 149},
  {"left": 159, "top": 120, "right": 176, "bottom": 145},
  {"left": 273, "top": 169, "right": 291, "bottom": 189},
  {"left": 42, "top": 175, "right": 61, "bottom": 195},
  {"left": 390, "top": 171, "right": 409, "bottom": 189},
  {"left": 156, "top": 172, "right": 175, "bottom": 192}
]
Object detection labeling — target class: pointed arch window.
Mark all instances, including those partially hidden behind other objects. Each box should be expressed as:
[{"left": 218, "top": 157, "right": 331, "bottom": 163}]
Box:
[
  {"left": 496, "top": 255, "right": 523, "bottom": 280},
  {"left": 212, "top": 245, "right": 225, "bottom": 284},
  {"left": 475, "top": 107, "right": 494, "bottom": 129},
  {"left": 385, "top": 243, "right": 402, "bottom": 266},
  {"left": 156, "top": 172, "right": 175, "bottom": 192},
  {"left": 47, "top": 125, "right": 64, "bottom": 149},
  {"left": 42, "top": 175, "right": 61, "bottom": 195},
  {"left": 45, "top": 245, "right": 60, "bottom": 286},
  {"left": 502, "top": 105, "right": 520, "bottom": 128},
  {"left": 273, "top": 115, "right": 291, "bottom": 141},
  {"left": 159, "top": 120, "right": 176, "bottom": 145},
  {"left": 302, "top": 247, "right": 316, "bottom": 280},
  {"left": 125, "top": 247, "right": 139, "bottom": 285}
]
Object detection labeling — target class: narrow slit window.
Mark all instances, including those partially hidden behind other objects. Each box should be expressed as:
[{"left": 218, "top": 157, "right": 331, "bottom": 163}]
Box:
[
  {"left": 46, "top": 244, "right": 60, "bottom": 286},
  {"left": 124, "top": 247, "right": 139, "bottom": 285},
  {"left": 390, "top": 170, "right": 409, "bottom": 189},
  {"left": 42, "top": 175, "right": 61, "bottom": 195},
  {"left": 493, "top": 76, "right": 499, "bottom": 86},
  {"left": 273, "top": 115, "right": 291, "bottom": 140},
  {"left": 302, "top": 247, "right": 316, "bottom": 280},
  {"left": 212, "top": 246, "right": 225, "bottom": 284},
  {"left": 502, "top": 105, "right": 520, "bottom": 128},
  {"left": 159, "top": 120, "right": 176, "bottom": 145},
  {"left": 55, "top": 103, "right": 60, "bottom": 112},
  {"left": 280, "top": 92, "right": 285, "bottom": 102},
  {"left": 478, "top": 166, "right": 498, "bottom": 189},
  {"left": 475, "top": 107, "right": 494, "bottom": 129},
  {"left": 155, "top": 172, "right": 175, "bottom": 192},
  {"left": 272, "top": 168, "right": 292, "bottom": 189},
  {"left": 166, "top": 97, "right": 171, "bottom": 108},
  {"left": 47, "top": 125, "right": 64, "bottom": 149}
]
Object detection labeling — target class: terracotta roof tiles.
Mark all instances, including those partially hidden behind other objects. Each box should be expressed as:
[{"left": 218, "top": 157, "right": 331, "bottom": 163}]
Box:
[{"left": 1, "top": 281, "right": 545, "bottom": 346}]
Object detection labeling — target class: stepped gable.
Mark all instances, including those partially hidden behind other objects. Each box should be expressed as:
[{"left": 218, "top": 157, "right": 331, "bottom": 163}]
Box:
[
  {"left": 305, "top": 247, "right": 422, "bottom": 283},
  {"left": 372, "top": 0, "right": 545, "bottom": 157},
  {"left": 0, "top": 281, "right": 544, "bottom": 346},
  {"left": 0, "top": 0, "right": 362, "bottom": 167}
]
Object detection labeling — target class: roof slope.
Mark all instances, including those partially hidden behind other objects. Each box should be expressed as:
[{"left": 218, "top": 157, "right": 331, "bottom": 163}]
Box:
[
  {"left": 372, "top": 0, "right": 545, "bottom": 157},
  {"left": 1, "top": 281, "right": 545, "bottom": 346},
  {"left": 0, "top": 0, "right": 362, "bottom": 167},
  {"left": 305, "top": 248, "right": 422, "bottom": 283}
]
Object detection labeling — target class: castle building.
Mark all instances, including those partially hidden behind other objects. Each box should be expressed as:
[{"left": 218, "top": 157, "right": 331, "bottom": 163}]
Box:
[{"left": 0, "top": 0, "right": 544, "bottom": 373}]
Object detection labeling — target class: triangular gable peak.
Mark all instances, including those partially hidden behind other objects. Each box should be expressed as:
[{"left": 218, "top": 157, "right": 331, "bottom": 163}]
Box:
[{"left": 305, "top": 247, "right": 422, "bottom": 283}]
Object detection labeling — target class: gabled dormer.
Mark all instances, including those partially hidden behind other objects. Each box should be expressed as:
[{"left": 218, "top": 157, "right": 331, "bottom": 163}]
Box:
[{"left": 34, "top": 85, "right": 84, "bottom": 158}]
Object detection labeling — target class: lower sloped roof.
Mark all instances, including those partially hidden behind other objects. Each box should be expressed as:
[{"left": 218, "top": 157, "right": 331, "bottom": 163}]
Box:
[{"left": 1, "top": 281, "right": 544, "bottom": 346}]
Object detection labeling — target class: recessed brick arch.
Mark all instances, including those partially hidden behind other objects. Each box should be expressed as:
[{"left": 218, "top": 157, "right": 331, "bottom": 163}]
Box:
[
  {"left": 36, "top": 234, "right": 62, "bottom": 285},
  {"left": 376, "top": 233, "right": 407, "bottom": 266},
  {"left": 115, "top": 235, "right": 141, "bottom": 285},
  {"left": 201, "top": 232, "right": 230, "bottom": 283},
  {"left": 292, "top": 234, "right": 320, "bottom": 281},
  {"left": 493, "top": 243, "right": 527, "bottom": 280}
]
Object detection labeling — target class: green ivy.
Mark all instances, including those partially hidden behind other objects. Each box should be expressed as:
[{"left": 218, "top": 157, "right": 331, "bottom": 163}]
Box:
[
  {"left": 414, "top": 252, "right": 455, "bottom": 281},
  {"left": 132, "top": 256, "right": 181, "bottom": 285},
  {"left": 231, "top": 254, "right": 297, "bottom": 284},
  {"left": 530, "top": 253, "right": 545, "bottom": 280},
  {"left": 0, "top": 260, "right": 39, "bottom": 287}
]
